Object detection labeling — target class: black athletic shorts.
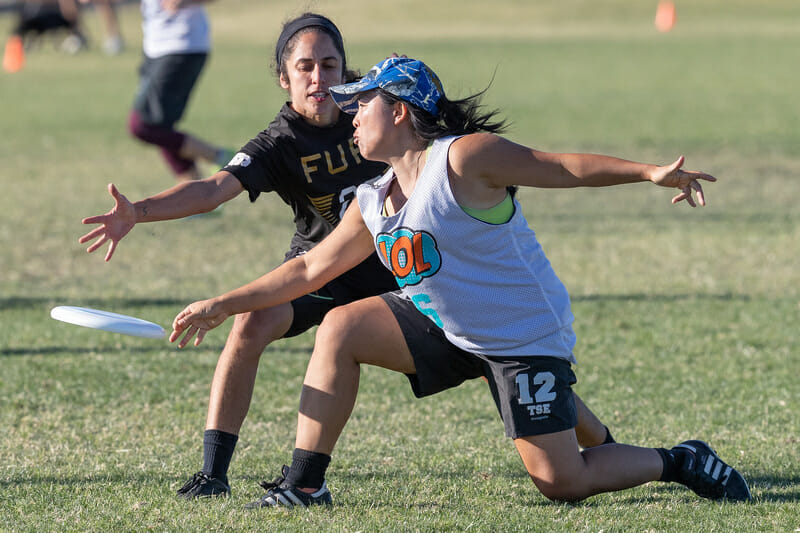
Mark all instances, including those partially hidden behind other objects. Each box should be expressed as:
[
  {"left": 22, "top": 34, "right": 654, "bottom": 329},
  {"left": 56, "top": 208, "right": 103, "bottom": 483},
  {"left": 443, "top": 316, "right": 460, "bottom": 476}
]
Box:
[
  {"left": 283, "top": 250, "right": 396, "bottom": 338},
  {"left": 133, "top": 52, "right": 207, "bottom": 126},
  {"left": 380, "top": 291, "right": 578, "bottom": 439}
]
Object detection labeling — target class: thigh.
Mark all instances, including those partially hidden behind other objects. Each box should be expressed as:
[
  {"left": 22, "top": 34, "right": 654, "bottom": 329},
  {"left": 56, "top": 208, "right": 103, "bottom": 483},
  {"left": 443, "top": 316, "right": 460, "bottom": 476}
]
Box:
[
  {"left": 315, "top": 295, "right": 417, "bottom": 374},
  {"left": 484, "top": 356, "right": 578, "bottom": 439},
  {"left": 380, "top": 291, "right": 486, "bottom": 396},
  {"left": 228, "top": 301, "right": 294, "bottom": 346}
]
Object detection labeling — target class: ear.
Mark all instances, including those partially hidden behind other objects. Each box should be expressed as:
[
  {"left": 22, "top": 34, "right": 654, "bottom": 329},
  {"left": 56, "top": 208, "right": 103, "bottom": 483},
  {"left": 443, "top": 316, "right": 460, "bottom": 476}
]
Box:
[
  {"left": 393, "top": 101, "right": 409, "bottom": 126},
  {"left": 279, "top": 71, "right": 290, "bottom": 90}
]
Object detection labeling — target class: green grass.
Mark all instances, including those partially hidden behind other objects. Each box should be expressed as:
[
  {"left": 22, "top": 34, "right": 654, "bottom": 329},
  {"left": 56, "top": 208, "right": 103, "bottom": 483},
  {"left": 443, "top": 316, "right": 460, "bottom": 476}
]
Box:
[{"left": 1, "top": 0, "right": 798, "bottom": 530}]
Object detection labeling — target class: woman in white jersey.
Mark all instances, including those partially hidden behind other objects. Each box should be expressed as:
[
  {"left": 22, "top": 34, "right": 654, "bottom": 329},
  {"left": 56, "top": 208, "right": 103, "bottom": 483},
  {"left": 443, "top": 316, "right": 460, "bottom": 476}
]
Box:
[{"left": 169, "top": 57, "right": 751, "bottom": 507}]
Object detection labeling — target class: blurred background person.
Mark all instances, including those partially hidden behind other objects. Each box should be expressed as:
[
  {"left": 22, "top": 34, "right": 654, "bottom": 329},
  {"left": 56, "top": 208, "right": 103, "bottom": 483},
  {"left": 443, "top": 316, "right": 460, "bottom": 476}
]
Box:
[
  {"left": 80, "top": 0, "right": 124, "bottom": 55},
  {"left": 3, "top": 0, "right": 87, "bottom": 72},
  {"left": 128, "top": 0, "right": 231, "bottom": 182}
]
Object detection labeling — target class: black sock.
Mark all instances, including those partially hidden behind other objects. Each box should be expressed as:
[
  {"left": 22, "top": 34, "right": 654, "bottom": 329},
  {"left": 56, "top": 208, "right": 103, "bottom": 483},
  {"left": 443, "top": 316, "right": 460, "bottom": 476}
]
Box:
[
  {"left": 602, "top": 426, "right": 616, "bottom": 444},
  {"left": 284, "top": 448, "right": 331, "bottom": 490},
  {"left": 656, "top": 447, "right": 685, "bottom": 482},
  {"left": 202, "top": 429, "right": 238, "bottom": 482}
]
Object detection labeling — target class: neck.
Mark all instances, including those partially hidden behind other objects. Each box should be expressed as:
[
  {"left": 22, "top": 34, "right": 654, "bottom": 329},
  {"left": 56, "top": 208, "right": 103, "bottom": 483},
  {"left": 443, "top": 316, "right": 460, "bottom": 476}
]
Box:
[
  {"left": 389, "top": 142, "right": 428, "bottom": 187},
  {"left": 292, "top": 104, "right": 339, "bottom": 128}
]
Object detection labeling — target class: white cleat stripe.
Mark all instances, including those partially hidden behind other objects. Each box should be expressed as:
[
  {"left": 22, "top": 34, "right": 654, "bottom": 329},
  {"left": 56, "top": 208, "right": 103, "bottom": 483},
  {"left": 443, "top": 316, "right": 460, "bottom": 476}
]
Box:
[
  {"left": 712, "top": 461, "right": 724, "bottom": 480},
  {"left": 704, "top": 456, "right": 716, "bottom": 476}
]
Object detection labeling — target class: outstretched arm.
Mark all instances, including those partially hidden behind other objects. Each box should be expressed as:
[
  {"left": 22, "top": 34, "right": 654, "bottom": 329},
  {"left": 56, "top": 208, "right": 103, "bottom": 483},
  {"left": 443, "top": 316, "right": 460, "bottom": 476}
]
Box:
[
  {"left": 449, "top": 133, "right": 715, "bottom": 208},
  {"left": 169, "top": 202, "right": 376, "bottom": 348},
  {"left": 79, "top": 171, "right": 243, "bottom": 261}
]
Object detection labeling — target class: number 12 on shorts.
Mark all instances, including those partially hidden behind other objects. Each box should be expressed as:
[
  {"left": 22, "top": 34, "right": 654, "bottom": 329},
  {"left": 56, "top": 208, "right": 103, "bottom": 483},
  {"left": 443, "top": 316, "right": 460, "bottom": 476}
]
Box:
[{"left": 516, "top": 372, "right": 556, "bottom": 417}]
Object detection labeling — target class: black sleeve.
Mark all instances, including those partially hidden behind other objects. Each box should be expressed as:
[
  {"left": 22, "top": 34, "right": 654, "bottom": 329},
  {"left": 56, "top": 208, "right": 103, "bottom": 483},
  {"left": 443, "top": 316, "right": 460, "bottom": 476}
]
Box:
[{"left": 222, "top": 131, "right": 288, "bottom": 203}]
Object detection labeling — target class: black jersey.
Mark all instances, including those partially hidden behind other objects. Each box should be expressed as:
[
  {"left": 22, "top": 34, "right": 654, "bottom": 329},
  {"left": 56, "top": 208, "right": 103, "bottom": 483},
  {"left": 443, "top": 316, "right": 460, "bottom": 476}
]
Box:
[{"left": 223, "top": 103, "right": 397, "bottom": 301}]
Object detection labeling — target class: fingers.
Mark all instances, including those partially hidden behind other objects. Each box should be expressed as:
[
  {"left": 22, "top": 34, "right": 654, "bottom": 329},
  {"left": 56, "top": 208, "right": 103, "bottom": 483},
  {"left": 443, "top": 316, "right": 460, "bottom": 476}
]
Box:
[
  {"left": 79, "top": 224, "right": 106, "bottom": 244},
  {"left": 108, "top": 183, "right": 121, "bottom": 201},
  {"left": 666, "top": 155, "right": 685, "bottom": 174},
  {"left": 666, "top": 157, "right": 712, "bottom": 207},
  {"left": 171, "top": 325, "right": 207, "bottom": 348},
  {"left": 693, "top": 171, "right": 717, "bottom": 183},
  {"left": 170, "top": 307, "right": 199, "bottom": 347},
  {"left": 179, "top": 327, "right": 198, "bottom": 348},
  {"left": 671, "top": 182, "right": 702, "bottom": 207},
  {"left": 85, "top": 235, "right": 108, "bottom": 253},
  {"left": 691, "top": 180, "right": 705, "bottom": 206},
  {"left": 81, "top": 214, "right": 106, "bottom": 226},
  {"left": 195, "top": 329, "right": 207, "bottom": 346},
  {"left": 103, "top": 240, "right": 118, "bottom": 262}
]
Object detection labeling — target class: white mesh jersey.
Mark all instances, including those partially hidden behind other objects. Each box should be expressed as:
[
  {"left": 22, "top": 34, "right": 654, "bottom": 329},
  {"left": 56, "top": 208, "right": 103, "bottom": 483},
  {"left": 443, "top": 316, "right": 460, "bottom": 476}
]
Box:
[
  {"left": 357, "top": 136, "right": 576, "bottom": 362},
  {"left": 141, "top": 0, "right": 210, "bottom": 58}
]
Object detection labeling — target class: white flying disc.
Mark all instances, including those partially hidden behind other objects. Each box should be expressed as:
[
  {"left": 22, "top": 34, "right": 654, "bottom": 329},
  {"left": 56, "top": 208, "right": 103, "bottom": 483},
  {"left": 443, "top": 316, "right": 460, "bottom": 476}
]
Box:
[{"left": 50, "top": 306, "right": 166, "bottom": 339}]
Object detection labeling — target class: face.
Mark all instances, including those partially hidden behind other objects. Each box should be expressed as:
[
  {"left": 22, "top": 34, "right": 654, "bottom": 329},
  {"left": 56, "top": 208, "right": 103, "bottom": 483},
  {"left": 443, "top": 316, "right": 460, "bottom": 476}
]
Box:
[
  {"left": 352, "top": 92, "right": 399, "bottom": 162},
  {"left": 280, "top": 31, "right": 344, "bottom": 127}
]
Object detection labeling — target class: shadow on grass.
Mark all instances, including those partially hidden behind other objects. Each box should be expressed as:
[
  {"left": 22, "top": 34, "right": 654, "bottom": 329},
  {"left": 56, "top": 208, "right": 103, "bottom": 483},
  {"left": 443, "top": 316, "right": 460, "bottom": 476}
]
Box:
[
  {"left": 4, "top": 470, "right": 796, "bottom": 507},
  {"left": 1, "top": 343, "right": 313, "bottom": 357},
  {"left": 570, "top": 292, "right": 753, "bottom": 303},
  {"left": 321, "top": 469, "right": 800, "bottom": 508},
  {"left": 0, "top": 345, "right": 178, "bottom": 356},
  {"left": 0, "top": 296, "right": 188, "bottom": 310}
]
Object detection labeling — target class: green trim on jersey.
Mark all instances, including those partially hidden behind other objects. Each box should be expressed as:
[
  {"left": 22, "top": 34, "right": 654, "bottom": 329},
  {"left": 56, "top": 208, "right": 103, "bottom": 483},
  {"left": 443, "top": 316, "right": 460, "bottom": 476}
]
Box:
[{"left": 460, "top": 193, "right": 514, "bottom": 224}]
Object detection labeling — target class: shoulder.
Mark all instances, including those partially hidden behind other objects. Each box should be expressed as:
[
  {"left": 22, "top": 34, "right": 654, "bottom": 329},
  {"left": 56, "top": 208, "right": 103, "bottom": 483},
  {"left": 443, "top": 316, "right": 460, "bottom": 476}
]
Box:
[{"left": 448, "top": 133, "right": 504, "bottom": 176}]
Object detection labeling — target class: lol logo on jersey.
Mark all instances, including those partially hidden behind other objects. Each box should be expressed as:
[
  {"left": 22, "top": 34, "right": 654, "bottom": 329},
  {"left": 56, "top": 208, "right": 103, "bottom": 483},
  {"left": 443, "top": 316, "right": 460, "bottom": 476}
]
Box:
[{"left": 376, "top": 228, "right": 441, "bottom": 287}]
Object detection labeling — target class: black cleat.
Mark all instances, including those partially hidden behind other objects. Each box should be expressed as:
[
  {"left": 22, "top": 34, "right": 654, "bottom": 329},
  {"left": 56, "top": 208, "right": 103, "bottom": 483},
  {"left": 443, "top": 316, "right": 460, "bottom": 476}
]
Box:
[
  {"left": 672, "top": 440, "right": 752, "bottom": 502},
  {"left": 244, "top": 465, "right": 332, "bottom": 509},
  {"left": 176, "top": 471, "right": 231, "bottom": 500}
]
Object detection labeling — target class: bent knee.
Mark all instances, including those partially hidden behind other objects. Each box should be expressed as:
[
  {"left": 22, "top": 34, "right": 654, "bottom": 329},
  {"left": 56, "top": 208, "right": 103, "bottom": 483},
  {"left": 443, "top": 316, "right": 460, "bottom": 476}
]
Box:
[
  {"left": 314, "top": 305, "right": 364, "bottom": 350},
  {"left": 127, "top": 110, "right": 181, "bottom": 148},
  {"left": 531, "top": 476, "right": 590, "bottom": 503},
  {"left": 127, "top": 110, "right": 152, "bottom": 141},
  {"left": 230, "top": 307, "right": 292, "bottom": 344}
]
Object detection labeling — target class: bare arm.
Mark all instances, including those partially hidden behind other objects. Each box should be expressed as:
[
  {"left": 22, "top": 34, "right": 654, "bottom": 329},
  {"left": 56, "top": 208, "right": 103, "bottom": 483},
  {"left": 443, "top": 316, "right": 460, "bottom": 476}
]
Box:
[
  {"left": 449, "top": 133, "right": 715, "bottom": 208},
  {"left": 79, "top": 171, "right": 243, "bottom": 261},
  {"left": 169, "top": 202, "right": 376, "bottom": 347}
]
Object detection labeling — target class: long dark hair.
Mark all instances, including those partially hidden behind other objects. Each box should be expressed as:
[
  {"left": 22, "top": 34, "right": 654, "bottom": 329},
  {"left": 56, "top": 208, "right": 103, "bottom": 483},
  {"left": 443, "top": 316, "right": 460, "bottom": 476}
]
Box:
[
  {"left": 377, "top": 85, "right": 514, "bottom": 195},
  {"left": 273, "top": 13, "right": 360, "bottom": 84},
  {"left": 376, "top": 85, "right": 507, "bottom": 141}
]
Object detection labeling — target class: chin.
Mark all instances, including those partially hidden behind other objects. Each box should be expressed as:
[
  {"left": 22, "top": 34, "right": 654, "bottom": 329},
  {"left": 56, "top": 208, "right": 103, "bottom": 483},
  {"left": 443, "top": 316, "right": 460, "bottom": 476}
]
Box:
[{"left": 356, "top": 145, "right": 373, "bottom": 160}]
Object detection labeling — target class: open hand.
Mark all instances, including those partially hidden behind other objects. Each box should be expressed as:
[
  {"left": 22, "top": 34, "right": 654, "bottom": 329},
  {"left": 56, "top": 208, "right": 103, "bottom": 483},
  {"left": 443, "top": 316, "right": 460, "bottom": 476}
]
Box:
[
  {"left": 648, "top": 156, "right": 717, "bottom": 207},
  {"left": 79, "top": 183, "right": 136, "bottom": 261},
  {"left": 169, "top": 299, "right": 230, "bottom": 348}
]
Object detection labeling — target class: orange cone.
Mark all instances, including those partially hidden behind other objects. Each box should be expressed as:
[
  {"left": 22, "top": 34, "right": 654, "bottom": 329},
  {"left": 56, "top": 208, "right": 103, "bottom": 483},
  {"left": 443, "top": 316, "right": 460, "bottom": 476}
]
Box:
[
  {"left": 655, "top": 1, "right": 677, "bottom": 33},
  {"left": 3, "top": 35, "right": 25, "bottom": 73}
]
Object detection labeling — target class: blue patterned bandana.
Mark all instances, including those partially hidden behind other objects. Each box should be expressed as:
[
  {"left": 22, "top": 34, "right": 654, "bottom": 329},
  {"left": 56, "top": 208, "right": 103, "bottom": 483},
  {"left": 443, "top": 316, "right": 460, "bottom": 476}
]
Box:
[{"left": 329, "top": 57, "right": 444, "bottom": 116}]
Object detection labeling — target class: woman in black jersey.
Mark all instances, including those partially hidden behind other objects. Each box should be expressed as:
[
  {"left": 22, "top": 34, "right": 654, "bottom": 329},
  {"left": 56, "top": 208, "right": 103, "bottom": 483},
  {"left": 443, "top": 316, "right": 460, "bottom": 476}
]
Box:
[{"left": 80, "top": 13, "right": 612, "bottom": 500}]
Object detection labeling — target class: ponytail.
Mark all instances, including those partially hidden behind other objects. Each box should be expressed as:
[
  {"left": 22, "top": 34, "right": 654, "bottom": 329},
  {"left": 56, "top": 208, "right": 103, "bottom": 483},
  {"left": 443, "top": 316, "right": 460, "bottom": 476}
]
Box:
[{"left": 377, "top": 85, "right": 507, "bottom": 141}]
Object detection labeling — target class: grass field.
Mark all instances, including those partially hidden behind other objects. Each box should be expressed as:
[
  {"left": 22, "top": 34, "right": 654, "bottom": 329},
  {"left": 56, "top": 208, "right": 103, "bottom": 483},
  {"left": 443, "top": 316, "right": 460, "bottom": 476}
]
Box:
[{"left": 1, "top": 0, "right": 798, "bottom": 530}]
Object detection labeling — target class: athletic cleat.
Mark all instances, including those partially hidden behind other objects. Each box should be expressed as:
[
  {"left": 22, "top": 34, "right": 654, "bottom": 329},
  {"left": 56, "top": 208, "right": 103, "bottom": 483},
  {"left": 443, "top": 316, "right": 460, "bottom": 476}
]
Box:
[
  {"left": 176, "top": 471, "right": 231, "bottom": 500},
  {"left": 244, "top": 465, "right": 332, "bottom": 509},
  {"left": 672, "top": 440, "right": 752, "bottom": 502}
]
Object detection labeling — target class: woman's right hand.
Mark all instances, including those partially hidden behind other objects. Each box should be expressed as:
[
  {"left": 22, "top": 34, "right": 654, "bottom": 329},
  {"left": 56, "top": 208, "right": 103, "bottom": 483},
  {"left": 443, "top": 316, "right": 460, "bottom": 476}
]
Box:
[
  {"left": 79, "top": 183, "right": 137, "bottom": 261},
  {"left": 170, "top": 298, "right": 230, "bottom": 348}
]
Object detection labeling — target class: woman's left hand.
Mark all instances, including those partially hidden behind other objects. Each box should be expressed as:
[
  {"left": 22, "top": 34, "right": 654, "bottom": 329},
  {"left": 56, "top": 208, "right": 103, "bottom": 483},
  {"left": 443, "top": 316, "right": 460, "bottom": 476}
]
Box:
[{"left": 648, "top": 156, "right": 717, "bottom": 207}]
